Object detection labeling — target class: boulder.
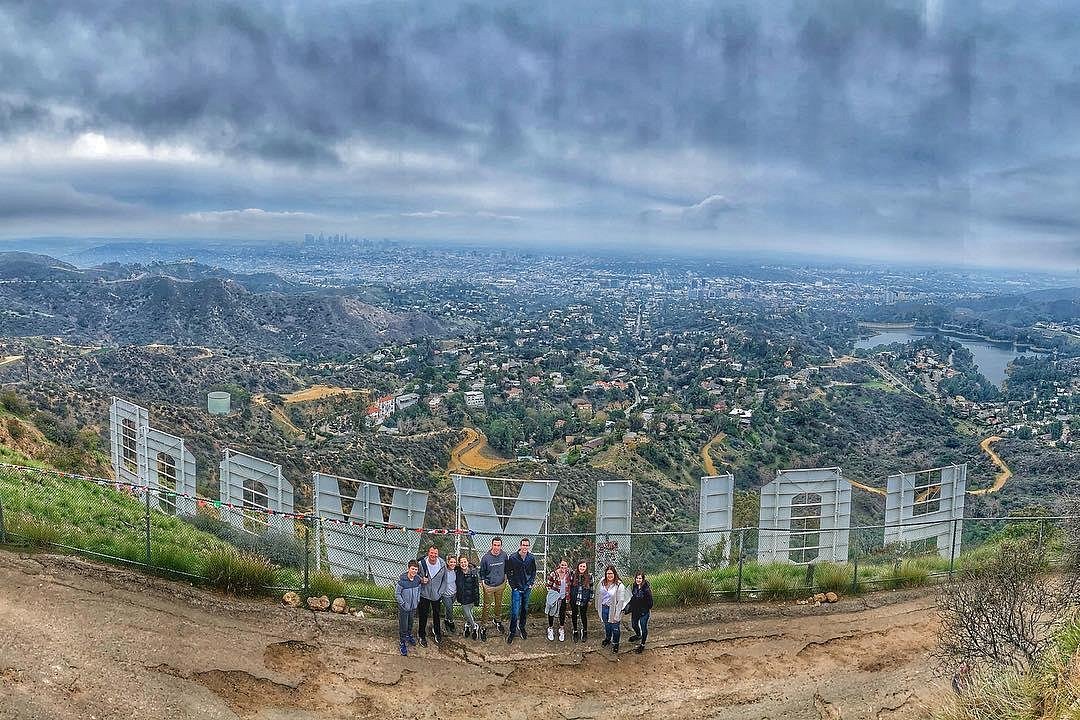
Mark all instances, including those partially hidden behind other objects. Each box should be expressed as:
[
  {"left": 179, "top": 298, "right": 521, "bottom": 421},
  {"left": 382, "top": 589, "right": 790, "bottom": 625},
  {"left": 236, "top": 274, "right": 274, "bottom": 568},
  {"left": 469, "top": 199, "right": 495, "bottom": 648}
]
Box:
[
  {"left": 331, "top": 597, "right": 347, "bottom": 614},
  {"left": 825, "top": 592, "right": 839, "bottom": 604},
  {"left": 306, "top": 595, "right": 330, "bottom": 611},
  {"left": 813, "top": 593, "right": 827, "bottom": 604},
  {"left": 282, "top": 591, "right": 302, "bottom": 608}
]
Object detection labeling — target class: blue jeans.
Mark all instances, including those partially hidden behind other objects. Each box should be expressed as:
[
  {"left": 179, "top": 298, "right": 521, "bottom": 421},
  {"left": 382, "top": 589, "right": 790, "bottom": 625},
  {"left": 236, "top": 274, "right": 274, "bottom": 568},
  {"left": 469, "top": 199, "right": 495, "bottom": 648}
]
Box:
[
  {"left": 632, "top": 610, "right": 650, "bottom": 645},
  {"left": 398, "top": 608, "right": 414, "bottom": 642},
  {"left": 508, "top": 588, "right": 529, "bottom": 635},
  {"left": 602, "top": 605, "right": 621, "bottom": 645}
]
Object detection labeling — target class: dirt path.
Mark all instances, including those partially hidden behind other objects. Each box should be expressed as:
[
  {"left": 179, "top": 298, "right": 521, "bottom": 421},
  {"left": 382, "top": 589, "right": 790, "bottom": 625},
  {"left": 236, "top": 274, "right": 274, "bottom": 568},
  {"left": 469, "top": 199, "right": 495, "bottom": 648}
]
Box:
[
  {"left": 0, "top": 550, "right": 946, "bottom": 720},
  {"left": 968, "top": 436, "right": 1012, "bottom": 496},
  {"left": 0, "top": 355, "right": 23, "bottom": 366},
  {"left": 848, "top": 436, "right": 1011, "bottom": 498},
  {"left": 700, "top": 433, "right": 727, "bottom": 476},
  {"left": 448, "top": 427, "right": 511, "bottom": 473}
]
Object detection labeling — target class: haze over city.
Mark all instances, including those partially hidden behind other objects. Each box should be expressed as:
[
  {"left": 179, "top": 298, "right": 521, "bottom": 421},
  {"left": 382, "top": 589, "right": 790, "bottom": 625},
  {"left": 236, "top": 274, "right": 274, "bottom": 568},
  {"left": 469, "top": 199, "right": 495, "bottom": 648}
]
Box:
[{"left": 1, "top": 1, "right": 1079, "bottom": 270}]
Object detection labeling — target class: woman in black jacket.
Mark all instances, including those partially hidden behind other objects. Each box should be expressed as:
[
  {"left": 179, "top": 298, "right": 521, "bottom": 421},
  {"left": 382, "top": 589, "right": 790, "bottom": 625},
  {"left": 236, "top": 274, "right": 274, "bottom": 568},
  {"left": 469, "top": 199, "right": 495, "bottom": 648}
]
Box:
[
  {"left": 626, "top": 571, "right": 654, "bottom": 653},
  {"left": 456, "top": 555, "right": 482, "bottom": 639},
  {"left": 569, "top": 560, "right": 593, "bottom": 642}
]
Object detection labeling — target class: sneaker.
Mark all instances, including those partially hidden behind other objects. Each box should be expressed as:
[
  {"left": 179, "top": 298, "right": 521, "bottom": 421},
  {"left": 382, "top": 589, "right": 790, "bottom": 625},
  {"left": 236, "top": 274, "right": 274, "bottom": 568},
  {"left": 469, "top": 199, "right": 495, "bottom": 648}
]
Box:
[
  {"left": 419, "top": 637, "right": 428, "bottom": 648},
  {"left": 495, "top": 620, "right": 505, "bottom": 634},
  {"left": 472, "top": 626, "right": 480, "bottom": 641},
  {"left": 629, "top": 634, "right": 640, "bottom": 644},
  {"left": 612, "top": 643, "right": 619, "bottom": 654},
  {"left": 634, "top": 644, "right": 644, "bottom": 654},
  {"left": 520, "top": 629, "right": 527, "bottom": 640},
  {"left": 462, "top": 626, "right": 470, "bottom": 638},
  {"left": 445, "top": 620, "right": 456, "bottom": 633},
  {"left": 480, "top": 627, "right": 488, "bottom": 642},
  {"left": 400, "top": 642, "right": 408, "bottom": 656},
  {"left": 507, "top": 634, "right": 514, "bottom": 645},
  {"left": 547, "top": 627, "right": 555, "bottom": 641},
  {"left": 601, "top": 638, "right": 610, "bottom": 647},
  {"left": 559, "top": 628, "right": 565, "bottom": 642},
  {"left": 432, "top": 634, "right": 442, "bottom": 646},
  {"left": 582, "top": 631, "right": 588, "bottom": 642}
]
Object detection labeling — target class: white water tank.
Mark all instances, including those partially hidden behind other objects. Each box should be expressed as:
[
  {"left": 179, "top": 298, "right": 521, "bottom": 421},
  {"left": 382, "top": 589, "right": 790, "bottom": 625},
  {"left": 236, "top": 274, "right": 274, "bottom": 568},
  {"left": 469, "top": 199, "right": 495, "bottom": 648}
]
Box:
[{"left": 207, "top": 391, "right": 231, "bottom": 415}]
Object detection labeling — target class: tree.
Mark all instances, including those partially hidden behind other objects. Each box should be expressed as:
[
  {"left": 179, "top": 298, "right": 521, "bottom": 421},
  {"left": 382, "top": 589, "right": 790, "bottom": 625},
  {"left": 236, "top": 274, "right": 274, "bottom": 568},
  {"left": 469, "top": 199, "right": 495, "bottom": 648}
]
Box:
[{"left": 936, "top": 541, "right": 1068, "bottom": 673}]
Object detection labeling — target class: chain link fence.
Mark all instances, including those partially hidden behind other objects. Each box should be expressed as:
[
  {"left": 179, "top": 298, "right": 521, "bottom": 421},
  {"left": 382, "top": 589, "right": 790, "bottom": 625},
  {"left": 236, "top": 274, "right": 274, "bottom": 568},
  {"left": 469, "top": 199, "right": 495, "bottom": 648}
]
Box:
[{"left": 0, "top": 462, "right": 1070, "bottom": 611}]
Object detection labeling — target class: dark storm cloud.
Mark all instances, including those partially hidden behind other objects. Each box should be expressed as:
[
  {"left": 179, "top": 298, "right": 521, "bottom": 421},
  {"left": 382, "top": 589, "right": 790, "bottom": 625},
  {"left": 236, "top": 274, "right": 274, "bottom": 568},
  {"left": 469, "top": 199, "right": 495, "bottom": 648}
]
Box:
[{"left": 1, "top": 0, "right": 1079, "bottom": 268}]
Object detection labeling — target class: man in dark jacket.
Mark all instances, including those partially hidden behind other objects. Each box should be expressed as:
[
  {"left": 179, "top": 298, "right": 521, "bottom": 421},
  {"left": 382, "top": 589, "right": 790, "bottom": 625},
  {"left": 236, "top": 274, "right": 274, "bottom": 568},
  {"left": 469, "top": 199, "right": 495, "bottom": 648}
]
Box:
[{"left": 505, "top": 537, "right": 537, "bottom": 644}]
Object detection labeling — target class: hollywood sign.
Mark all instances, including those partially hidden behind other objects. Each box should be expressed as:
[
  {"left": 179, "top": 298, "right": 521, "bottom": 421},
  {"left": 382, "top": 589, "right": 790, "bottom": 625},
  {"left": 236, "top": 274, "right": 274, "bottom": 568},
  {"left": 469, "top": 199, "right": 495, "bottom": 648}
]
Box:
[{"left": 110, "top": 397, "right": 966, "bottom": 586}]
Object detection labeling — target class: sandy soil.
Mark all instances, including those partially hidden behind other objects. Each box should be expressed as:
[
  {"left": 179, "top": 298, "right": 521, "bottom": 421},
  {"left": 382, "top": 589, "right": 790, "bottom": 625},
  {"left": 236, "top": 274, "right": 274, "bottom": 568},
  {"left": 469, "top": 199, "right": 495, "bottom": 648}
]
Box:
[
  {"left": 282, "top": 386, "right": 368, "bottom": 404},
  {"left": 0, "top": 550, "right": 948, "bottom": 720}
]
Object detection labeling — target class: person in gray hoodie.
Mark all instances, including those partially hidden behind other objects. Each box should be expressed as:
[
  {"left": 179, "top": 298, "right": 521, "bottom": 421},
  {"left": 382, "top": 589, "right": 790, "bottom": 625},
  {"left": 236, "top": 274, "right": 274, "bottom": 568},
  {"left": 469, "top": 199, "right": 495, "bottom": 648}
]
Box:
[
  {"left": 394, "top": 560, "right": 422, "bottom": 656},
  {"left": 479, "top": 537, "right": 509, "bottom": 637},
  {"left": 417, "top": 544, "right": 448, "bottom": 647}
]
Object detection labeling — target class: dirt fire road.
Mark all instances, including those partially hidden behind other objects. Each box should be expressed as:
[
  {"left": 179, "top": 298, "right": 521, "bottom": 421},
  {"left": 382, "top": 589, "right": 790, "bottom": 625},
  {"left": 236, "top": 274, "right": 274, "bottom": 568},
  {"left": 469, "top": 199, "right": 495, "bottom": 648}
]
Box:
[
  {"left": 448, "top": 427, "right": 511, "bottom": 473},
  {"left": 0, "top": 551, "right": 947, "bottom": 720},
  {"left": 968, "top": 436, "right": 1012, "bottom": 496}
]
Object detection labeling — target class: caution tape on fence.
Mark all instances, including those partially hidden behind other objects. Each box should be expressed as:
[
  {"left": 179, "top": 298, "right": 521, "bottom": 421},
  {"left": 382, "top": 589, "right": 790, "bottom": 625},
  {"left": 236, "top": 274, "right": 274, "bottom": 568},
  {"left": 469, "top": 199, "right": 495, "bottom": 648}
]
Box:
[{"left": 0, "top": 461, "right": 475, "bottom": 536}]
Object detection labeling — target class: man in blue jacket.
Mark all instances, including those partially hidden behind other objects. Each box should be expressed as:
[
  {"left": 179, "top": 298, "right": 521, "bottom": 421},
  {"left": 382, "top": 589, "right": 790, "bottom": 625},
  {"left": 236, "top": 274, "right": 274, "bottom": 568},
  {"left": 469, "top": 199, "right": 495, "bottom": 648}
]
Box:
[{"left": 505, "top": 537, "right": 537, "bottom": 644}]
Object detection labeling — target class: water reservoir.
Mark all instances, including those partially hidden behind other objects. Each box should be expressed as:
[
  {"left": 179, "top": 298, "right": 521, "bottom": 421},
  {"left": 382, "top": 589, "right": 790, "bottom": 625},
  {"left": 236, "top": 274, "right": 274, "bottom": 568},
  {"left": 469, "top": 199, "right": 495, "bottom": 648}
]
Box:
[{"left": 207, "top": 391, "right": 231, "bottom": 415}]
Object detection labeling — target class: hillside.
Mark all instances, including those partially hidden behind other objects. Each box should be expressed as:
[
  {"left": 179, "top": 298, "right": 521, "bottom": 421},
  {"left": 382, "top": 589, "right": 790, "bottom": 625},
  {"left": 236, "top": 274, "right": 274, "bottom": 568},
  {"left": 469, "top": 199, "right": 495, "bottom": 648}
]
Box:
[{"left": 0, "top": 253, "right": 445, "bottom": 358}]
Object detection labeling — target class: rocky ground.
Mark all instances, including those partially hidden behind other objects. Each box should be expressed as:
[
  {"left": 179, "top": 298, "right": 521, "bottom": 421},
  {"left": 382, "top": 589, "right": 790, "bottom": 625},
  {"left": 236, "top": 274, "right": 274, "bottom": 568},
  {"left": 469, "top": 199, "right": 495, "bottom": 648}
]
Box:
[{"left": 0, "top": 549, "right": 948, "bottom": 720}]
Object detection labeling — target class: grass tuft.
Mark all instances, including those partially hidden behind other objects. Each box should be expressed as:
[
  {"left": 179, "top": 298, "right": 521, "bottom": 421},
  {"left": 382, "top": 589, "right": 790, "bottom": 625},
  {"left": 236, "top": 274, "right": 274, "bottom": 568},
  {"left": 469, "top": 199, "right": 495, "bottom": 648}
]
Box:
[
  {"left": 758, "top": 565, "right": 799, "bottom": 600},
  {"left": 202, "top": 548, "right": 275, "bottom": 594},
  {"left": 307, "top": 570, "right": 346, "bottom": 599},
  {"left": 887, "top": 559, "right": 932, "bottom": 589},
  {"left": 660, "top": 570, "right": 714, "bottom": 607},
  {"left": 814, "top": 562, "right": 853, "bottom": 595}
]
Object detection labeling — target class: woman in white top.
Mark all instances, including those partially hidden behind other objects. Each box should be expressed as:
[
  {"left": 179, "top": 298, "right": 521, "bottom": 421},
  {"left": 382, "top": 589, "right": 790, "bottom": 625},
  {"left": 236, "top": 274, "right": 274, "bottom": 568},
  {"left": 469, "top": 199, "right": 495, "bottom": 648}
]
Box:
[{"left": 594, "top": 565, "right": 626, "bottom": 654}]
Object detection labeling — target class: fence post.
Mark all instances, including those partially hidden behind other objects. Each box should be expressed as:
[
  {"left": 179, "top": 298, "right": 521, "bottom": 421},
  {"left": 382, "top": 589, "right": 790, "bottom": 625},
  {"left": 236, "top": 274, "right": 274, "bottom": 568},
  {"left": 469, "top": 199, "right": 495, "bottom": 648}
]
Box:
[
  {"left": 851, "top": 543, "right": 859, "bottom": 595},
  {"left": 0, "top": 493, "right": 6, "bottom": 545},
  {"left": 735, "top": 529, "right": 745, "bottom": 602},
  {"left": 948, "top": 518, "right": 958, "bottom": 580},
  {"left": 304, "top": 516, "right": 312, "bottom": 596},
  {"left": 1037, "top": 519, "right": 1045, "bottom": 557},
  {"left": 144, "top": 487, "right": 152, "bottom": 566}
]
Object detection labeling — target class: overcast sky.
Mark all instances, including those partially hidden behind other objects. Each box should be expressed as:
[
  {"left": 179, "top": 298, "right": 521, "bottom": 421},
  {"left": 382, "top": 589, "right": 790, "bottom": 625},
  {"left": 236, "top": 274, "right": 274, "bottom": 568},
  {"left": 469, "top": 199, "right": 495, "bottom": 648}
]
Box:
[{"left": 1, "top": 0, "right": 1079, "bottom": 270}]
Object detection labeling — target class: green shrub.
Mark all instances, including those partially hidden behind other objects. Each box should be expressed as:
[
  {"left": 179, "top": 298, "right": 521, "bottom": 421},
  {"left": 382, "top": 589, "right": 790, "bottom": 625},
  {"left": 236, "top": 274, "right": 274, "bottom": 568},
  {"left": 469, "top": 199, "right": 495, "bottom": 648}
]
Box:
[
  {"left": 758, "top": 565, "right": 798, "bottom": 600},
  {"left": 0, "top": 390, "right": 30, "bottom": 417},
  {"left": 203, "top": 549, "right": 275, "bottom": 594},
  {"left": 250, "top": 529, "right": 306, "bottom": 568},
  {"left": 184, "top": 514, "right": 305, "bottom": 567},
  {"left": 814, "top": 562, "right": 853, "bottom": 595},
  {"left": 661, "top": 570, "right": 714, "bottom": 607},
  {"left": 6, "top": 416, "right": 27, "bottom": 441},
  {"left": 307, "top": 570, "right": 346, "bottom": 599}
]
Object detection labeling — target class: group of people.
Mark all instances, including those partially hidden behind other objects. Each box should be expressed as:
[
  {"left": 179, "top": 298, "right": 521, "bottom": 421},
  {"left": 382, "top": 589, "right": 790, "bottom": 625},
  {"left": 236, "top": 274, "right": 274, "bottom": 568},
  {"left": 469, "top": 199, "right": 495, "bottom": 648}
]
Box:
[{"left": 394, "top": 536, "right": 654, "bottom": 658}]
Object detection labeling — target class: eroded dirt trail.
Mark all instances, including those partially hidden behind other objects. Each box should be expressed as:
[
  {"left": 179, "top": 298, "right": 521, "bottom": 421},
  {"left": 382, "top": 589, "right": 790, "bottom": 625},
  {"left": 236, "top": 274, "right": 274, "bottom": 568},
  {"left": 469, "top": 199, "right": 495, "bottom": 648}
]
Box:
[{"left": 0, "top": 551, "right": 946, "bottom": 720}]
